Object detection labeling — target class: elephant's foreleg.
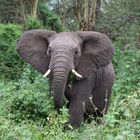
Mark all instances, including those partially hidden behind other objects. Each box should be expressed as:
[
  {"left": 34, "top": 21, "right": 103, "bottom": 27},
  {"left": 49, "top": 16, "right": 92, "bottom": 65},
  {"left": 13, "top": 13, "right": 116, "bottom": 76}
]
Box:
[
  {"left": 69, "top": 99, "right": 84, "bottom": 128},
  {"left": 67, "top": 75, "right": 96, "bottom": 128}
]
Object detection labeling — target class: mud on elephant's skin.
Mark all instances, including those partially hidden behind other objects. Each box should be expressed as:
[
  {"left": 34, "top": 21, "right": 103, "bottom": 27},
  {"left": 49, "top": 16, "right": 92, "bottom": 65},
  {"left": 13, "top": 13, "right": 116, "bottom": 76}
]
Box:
[{"left": 17, "top": 30, "right": 115, "bottom": 128}]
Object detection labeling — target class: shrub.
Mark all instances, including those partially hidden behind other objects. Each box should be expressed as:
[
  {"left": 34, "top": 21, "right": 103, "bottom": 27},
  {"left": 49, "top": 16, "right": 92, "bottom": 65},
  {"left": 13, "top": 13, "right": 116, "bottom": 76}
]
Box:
[
  {"left": 39, "top": 4, "right": 64, "bottom": 32},
  {"left": 24, "top": 16, "right": 43, "bottom": 30},
  {"left": 0, "top": 24, "right": 25, "bottom": 80}
]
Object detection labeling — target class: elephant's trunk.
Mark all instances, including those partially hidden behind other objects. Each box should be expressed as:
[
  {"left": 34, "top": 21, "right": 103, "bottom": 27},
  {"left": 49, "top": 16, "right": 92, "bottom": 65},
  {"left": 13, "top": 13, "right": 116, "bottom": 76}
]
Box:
[
  {"left": 51, "top": 51, "right": 71, "bottom": 109},
  {"left": 53, "top": 69, "right": 68, "bottom": 109}
]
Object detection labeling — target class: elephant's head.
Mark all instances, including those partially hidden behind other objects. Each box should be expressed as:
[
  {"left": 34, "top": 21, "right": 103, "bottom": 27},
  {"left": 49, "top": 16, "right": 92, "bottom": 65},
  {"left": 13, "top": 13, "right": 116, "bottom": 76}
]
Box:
[{"left": 17, "top": 30, "right": 114, "bottom": 109}]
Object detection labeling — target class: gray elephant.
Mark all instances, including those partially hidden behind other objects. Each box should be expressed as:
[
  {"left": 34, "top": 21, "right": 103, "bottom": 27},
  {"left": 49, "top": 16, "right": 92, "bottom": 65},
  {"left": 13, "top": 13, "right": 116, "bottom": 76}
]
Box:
[{"left": 17, "top": 29, "right": 115, "bottom": 128}]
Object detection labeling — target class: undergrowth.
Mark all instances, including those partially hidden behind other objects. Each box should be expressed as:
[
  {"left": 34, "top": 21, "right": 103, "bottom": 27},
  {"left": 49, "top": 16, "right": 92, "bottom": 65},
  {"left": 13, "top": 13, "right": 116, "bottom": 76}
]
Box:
[
  {"left": 0, "top": 47, "right": 140, "bottom": 140},
  {"left": 0, "top": 24, "right": 140, "bottom": 140}
]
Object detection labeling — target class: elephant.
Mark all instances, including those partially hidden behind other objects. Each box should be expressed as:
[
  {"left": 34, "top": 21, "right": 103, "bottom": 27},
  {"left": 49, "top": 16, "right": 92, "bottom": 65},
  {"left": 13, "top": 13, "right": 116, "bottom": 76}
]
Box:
[{"left": 17, "top": 29, "right": 115, "bottom": 128}]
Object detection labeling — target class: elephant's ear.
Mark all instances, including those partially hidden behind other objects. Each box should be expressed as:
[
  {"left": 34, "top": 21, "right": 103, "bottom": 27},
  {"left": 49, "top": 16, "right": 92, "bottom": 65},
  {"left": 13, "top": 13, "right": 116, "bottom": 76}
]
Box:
[
  {"left": 76, "top": 31, "right": 115, "bottom": 77},
  {"left": 17, "top": 29, "right": 56, "bottom": 74}
]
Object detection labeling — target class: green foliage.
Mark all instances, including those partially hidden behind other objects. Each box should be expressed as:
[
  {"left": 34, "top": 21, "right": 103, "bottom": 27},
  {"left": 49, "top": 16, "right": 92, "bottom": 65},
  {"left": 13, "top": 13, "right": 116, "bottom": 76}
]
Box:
[
  {"left": 0, "top": 24, "right": 25, "bottom": 80},
  {"left": 96, "top": 0, "right": 140, "bottom": 40},
  {"left": 0, "top": 76, "right": 139, "bottom": 139},
  {"left": 0, "top": 72, "right": 69, "bottom": 140},
  {"left": 39, "top": 4, "right": 64, "bottom": 32},
  {"left": 24, "top": 5, "right": 65, "bottom": 31},
  {"left": 25, "top": 16, "right": 43, "bottom": 30}
]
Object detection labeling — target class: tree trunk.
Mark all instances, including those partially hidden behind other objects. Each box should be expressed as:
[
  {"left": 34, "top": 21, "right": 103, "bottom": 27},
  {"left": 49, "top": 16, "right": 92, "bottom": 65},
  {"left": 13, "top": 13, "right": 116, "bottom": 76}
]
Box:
[
  {"left": 96, "top": 0, "right": 101, "bottom": 17},
  {"left": 19, "top": 0, "right": 26, "bottom": 22},
  {"left": 60, "top": 0, "right": 67, "bottom": 27},
  {"left": 31, "top": 0, "right": 39, "bottom": 19},
  {"left": 74, "top": 0, "right": 97, "bottom": 31}
]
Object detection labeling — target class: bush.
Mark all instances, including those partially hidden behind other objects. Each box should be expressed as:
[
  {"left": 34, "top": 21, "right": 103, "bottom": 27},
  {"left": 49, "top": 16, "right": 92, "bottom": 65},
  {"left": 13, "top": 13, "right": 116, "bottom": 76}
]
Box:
[
  {"left": 0, "top": 77, "right": 139, "bottom": 139},
  {"left": 96, "top": 0, "right": 140, "bottom": 40},
  {"left": 0, "top": 24, "right": 25, "bottom": 80},
  {"left": 24, "top": 5, "right": 65, "bottom": 32},
  {"left": 24, "top": 16, "right": 43, "bottom": 30},
  {"left": 39, "top": 4, "right": 64, "bottom": 32}
]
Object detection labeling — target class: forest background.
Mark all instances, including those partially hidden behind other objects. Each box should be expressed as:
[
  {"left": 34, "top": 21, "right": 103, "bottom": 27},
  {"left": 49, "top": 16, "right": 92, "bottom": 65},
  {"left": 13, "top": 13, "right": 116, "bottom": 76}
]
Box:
[{"left": 0, "top": 0, "right": 140, "bottom": 139}]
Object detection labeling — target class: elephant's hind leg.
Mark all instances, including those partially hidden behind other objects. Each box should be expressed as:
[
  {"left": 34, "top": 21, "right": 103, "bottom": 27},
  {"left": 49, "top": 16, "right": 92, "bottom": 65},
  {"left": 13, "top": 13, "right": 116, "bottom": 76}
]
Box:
[
  {"left": 91, "top": 88, "right": 112, "bottom": 117},
  {"left": 91, "top": 64, "right": 115, "bottom": 118}
]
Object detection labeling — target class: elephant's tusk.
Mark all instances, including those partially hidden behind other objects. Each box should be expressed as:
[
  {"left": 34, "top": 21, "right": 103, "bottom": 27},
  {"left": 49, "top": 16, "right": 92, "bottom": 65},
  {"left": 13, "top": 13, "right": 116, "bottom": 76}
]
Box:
[
  {"left": 43, "top": 69, "right": 51, "bottom": 77},
  {"left": 72, "top": 69, "right": 83, "bottom": 79}
]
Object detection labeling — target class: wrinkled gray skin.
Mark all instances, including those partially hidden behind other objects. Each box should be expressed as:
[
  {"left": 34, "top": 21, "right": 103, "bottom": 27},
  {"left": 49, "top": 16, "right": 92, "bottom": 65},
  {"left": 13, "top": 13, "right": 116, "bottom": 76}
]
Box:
[{"left": 17, "top": 30, "right": 115, "bottom": 128}]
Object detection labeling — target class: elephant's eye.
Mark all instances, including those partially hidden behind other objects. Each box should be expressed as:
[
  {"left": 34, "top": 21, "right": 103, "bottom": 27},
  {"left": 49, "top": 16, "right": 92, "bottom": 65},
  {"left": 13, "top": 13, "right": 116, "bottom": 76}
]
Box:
[
  {"left": 47, "top": 48, "right": 51, "bottom": 56},
  {"left": 75, "top": 50, "right": 78, "bottom": 54},
  {"left": 75, "top": 48, "right": 78, "bottom": 54}
]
